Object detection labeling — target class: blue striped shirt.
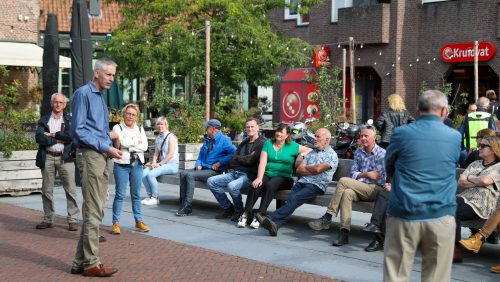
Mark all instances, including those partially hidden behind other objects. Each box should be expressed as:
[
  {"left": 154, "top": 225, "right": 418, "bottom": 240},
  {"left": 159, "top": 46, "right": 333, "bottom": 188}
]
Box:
[{"left": 71, "top": 81, "right": 112, "bottom": 154}]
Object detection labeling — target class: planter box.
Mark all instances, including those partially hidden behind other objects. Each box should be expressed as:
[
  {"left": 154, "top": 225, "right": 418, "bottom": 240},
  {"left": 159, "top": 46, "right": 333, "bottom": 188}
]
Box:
[
  {"left": 178, "top": 143, "right": 203, "bottom": 170},
  {"left": 0, "top": 150, "right": 42, "bottom": 196}
]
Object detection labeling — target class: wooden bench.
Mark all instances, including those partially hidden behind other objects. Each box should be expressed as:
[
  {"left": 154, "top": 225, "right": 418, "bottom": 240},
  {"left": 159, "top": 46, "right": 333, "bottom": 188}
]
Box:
[{"left": 157, "top": 160, "right": 485, "bottom": 229}]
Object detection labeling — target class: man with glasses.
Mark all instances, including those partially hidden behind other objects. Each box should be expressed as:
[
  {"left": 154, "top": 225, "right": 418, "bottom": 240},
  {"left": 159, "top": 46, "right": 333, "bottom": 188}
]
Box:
[
  {"left": 35, "top": 93, "right": 80, "bottom": 232},
  {"left": 308, "top": 125, "right": 387, "bottom": 247}
]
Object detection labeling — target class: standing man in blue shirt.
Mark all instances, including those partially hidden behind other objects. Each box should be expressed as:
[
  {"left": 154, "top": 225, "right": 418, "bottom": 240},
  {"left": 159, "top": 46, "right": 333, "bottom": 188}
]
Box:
[
  {"left": 383, "top": 90, "right": 461, "bottom": 282},
  {"left": 70, "top": 58, "right": 123, "bottom": 277},
  {"left": 259, "top": 128, "right": 338, "bottom": 236},
  {"left": 176, "top": 119, "right": 236, "bottom": 216},
  {"left": 308, "top": 125, "right": 386, "bottom": 247}
]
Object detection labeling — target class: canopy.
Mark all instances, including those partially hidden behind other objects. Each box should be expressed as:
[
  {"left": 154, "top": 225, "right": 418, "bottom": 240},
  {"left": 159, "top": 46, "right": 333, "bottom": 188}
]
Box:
[{"left": 0, "top": 42, "right": 71, "bottom": 68}]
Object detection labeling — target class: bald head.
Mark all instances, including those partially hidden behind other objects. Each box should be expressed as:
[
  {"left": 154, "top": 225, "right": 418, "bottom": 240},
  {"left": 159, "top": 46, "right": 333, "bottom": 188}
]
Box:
[
  {"left": 314, "top": 128, "right": 331, "bottom": 150},
  {"left": 477, "top": 97, "right": 490, "bottom": 111}
]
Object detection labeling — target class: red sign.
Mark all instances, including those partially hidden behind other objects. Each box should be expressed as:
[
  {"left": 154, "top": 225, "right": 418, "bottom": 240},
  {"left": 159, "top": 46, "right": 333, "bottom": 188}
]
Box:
[
  {"left": 440, "top": 42, "right": 496, "bottom": 63},
  {"left": 312, "top": 46, "right": 330, "bottom": 67}
]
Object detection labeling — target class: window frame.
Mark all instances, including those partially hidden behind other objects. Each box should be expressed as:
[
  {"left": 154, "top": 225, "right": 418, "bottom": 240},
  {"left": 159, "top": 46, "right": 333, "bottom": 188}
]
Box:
[{"left": 331, "top": 0, "right": 353, "bottom": 23}]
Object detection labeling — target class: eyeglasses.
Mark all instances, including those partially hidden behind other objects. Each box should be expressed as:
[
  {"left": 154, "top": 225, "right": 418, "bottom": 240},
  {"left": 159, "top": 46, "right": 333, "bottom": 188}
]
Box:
[
  {"left": 125, "top": 112, "right": 137, "bottom": 117},
  {"left": 478, "top": 143, "right": 491, "bottom": 149}
]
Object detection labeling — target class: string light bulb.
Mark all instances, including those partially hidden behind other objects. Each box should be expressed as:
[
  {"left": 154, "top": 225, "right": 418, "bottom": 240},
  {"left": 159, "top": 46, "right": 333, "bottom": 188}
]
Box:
[
  {"left": 416, "top": 58, "right": 419, "bottom": 62},
  {"left": 337, "top": 44, "right": 341, "bottom": 48},
  {"left": 69, "top": 38, "right": 72, "bottom": 43},
  {"left": 95, "top": 41, "right": 99, "bottom": 46},
  {"left": 121, "top": 41, "right": 124, "bottom": 45},
  {"left": 379, "top": 51, "right": 382, "bottom": 56},
  {"left": 360, "top": 44, "right": 363, "bottom": 48},
  {"left": 10, "top": 26, "right": 14, "bottom": 33},
  {"left": 40, "top": 35, "right": 44, "bottom": 39}
]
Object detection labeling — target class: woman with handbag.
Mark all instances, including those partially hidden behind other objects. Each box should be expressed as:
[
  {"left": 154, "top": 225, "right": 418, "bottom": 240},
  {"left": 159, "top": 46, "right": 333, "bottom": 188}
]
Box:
[
  {"left": 110, "top": 104, "right": 149, "bottom": 234},
  {"left": 141, "top": 117, "right": 179, "bottom": 205},
  {"left": 454, "top": 135, "right": 500, "bottom": 263}
]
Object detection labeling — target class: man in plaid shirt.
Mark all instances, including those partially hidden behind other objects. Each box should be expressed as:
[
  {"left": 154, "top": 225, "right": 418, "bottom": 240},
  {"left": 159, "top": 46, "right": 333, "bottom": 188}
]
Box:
[{"left": 308, "top": 125, "right": 387, "bottom": 247}]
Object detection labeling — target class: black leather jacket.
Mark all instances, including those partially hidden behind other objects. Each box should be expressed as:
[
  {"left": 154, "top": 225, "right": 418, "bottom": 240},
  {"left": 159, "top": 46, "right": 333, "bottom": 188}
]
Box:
[
  {"left": 35, "top": 112, "right": 75, "bottom": 169},
  {"left": 375, "top": 109, "right": 415, "bottom": 144}
]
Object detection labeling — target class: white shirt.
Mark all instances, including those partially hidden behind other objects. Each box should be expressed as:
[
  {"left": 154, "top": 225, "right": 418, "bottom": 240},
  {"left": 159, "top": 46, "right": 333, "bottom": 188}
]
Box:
[
  {"left": 47, "top": 112, "right": 64, "bottom": 153},
  {"left": 112, "top": 122, "right": 148, "bottom": 164}
]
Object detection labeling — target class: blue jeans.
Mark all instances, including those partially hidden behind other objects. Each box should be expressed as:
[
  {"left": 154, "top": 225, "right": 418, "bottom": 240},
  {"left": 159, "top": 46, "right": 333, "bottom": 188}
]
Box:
[
  {"left": 179, "top": 169, "right": 219, "bottom": 208},
  {"left": 112, "top": 160, "right": 144, "bottom": 223},
  {"left": 269, "top": 182, "right": 323, "bottom": 228},
  {"left": 142, "top": 162, "right": 179, "bottom": 198},
  {"left": 207, "top": 170, "right": 250, "bottom": 212}
]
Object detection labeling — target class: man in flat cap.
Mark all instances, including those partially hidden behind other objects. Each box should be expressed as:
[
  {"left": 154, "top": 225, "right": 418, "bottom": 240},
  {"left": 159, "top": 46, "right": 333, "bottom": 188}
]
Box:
[{"left": 176, "top": 119, "right": 236, "bottom": 216}]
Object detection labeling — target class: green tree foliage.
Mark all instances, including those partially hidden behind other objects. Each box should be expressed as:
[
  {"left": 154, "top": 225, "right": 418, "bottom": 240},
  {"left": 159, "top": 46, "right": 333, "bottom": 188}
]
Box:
[
  {"left": 305, "top": 64, "right": 344, "bottom": 133},
  {"left": 0, "top": 66, "right": 38, "bottom": 156},
  {"left": 106, "top": 0, "right": 320, "bottom": 94}
]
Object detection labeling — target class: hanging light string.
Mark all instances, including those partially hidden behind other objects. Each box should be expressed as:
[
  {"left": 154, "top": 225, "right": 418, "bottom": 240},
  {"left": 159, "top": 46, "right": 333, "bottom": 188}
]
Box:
[{"left": 2, "top": 22, "right": 444, "bottom": 70}]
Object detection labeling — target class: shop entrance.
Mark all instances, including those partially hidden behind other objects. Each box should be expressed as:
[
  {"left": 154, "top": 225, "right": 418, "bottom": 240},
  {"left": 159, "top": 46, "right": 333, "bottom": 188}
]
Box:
[
  {"left": 345, "top": 67, "right": 382, "bottom": 122},
  {"left": 446, "top": 65, "right": 499, "bottom": 106}
]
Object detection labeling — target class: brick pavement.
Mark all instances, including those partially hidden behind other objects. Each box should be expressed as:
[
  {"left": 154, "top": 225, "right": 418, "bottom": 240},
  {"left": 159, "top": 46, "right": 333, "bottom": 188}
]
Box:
[{"left": 0, "top": 202, "right": 340, "bottom": 282}]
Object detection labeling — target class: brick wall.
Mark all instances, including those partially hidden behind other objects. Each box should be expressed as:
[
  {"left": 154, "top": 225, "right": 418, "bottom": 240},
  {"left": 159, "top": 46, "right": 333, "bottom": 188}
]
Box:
[
  {"left": 268, "top": 0, "right": 500, "bottom": 117},
  {"left": 0, "top": 0, "right": 40, "bottom": 43}
]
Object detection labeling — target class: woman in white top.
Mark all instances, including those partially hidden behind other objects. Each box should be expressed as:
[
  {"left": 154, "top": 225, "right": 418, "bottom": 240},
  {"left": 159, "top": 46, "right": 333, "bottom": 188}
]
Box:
[
  {"left": 111, "top": 104, "right": 149, "bottom": 234},
  {"left": 141, "top": 117, "right": 179, "bottom": 205}
]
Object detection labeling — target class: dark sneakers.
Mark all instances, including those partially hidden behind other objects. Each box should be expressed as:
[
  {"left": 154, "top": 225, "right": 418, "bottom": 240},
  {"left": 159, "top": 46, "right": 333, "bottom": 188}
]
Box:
[
  {"left": 68, "top": 222, "right": 79, "bottom": 231},
  {"left": 176, "top": 206, "right": 192, "bottom": 217},
  {"left": 362, "top": 223, "right": 382, "bottom": 234},
  {"left": 36, "top": 222, "right": 53, "bottom": 229},
  {"left": 261, "top": 216, "right": 278, "bottom": 237},
  {"left": 364, "top": 240, "right": 384, "bottom": 252},
  {"left": 215, "top": 205, "right": 235, "bottom": 219},
  {"left": 332, "top": 229, "right": 349, "bottom": 246}
]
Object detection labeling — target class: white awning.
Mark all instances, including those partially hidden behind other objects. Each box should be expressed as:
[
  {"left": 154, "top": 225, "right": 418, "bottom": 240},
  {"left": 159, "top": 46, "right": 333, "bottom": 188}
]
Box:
[{"left": 0, "top": 42, "right": 72, "bottom": 68}]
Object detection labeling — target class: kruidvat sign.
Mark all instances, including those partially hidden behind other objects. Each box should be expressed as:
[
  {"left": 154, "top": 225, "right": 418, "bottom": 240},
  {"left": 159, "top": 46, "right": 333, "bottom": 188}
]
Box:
[{"left": 440, "top": 42, "right": 496, "bottom": 63}]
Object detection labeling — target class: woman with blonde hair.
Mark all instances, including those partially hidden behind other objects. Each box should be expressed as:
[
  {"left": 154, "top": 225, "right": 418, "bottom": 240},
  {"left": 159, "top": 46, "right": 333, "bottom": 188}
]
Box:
[
  {"left": 141, "top": 117, "right": 179, "bottom": 205},
  {"left": 110, "top": 104, "right": 149, "bottom": 234},
  {"left": 375, "top": 94, "right": 415, "bottom": 148}
]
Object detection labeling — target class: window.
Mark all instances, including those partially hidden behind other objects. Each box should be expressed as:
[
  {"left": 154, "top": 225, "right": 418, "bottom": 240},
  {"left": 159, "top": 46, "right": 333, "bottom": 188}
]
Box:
[
  {"left": 284, "top": 0, "right": 309, "bottom": 25},
  {"left": 331, "top": 0, "right": 353, "bottom": 23},
  {"left": 284, "top": 0, "right": 300, "bottom": 20},
  {"left": 422, "top": 0, "right": 450, "bottom": 3}
]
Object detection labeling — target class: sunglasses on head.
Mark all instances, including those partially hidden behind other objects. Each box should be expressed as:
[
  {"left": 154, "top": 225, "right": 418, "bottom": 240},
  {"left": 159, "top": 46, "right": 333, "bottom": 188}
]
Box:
[{"left": 478, "top": 143, "right": 491, "bottom": 149}]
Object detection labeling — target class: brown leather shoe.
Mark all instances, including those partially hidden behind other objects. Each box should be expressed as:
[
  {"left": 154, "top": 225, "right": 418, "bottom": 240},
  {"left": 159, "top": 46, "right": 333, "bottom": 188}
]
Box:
[
  {"left": 70, "top": 267, "right": 83, "bottom": 274},
  {"left": 453, "top": 246, "right": 463, "bottom": 263},
  {"left": 490, "top": 264, "right": 500, "bottom": 273},
  {"left": 83, "top": 264, "right": 118, "bottom": 277},
  {"left": 36, "top": 222, "right": 53, "bottom": 229},
  {"left": 68, "top": 223, "right": 79, "bottom": 231}
]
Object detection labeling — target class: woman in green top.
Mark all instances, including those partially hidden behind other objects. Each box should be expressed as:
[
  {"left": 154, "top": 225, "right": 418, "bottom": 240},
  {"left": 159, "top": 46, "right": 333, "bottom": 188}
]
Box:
[{"left": 238, "top": 123, "right": 311, "bottom": 229}]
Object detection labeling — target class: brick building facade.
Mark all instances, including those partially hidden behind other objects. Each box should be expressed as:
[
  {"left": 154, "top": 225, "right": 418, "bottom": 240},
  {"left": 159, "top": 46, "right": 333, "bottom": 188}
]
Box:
[
  {"left": 268, "top": 0, "right": 500, "bottom": 121},
  {"left": 0, "top": 0, "right": 41, "bottom": 109}
]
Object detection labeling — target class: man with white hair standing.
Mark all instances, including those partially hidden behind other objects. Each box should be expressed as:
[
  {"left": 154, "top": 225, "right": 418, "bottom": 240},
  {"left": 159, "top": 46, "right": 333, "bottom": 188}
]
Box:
[
  {"left": 383, "top": 90, "right": 461, "bottom": 282},
  {"left": 35, "top": 93, "right": 80, "bottom": 232}
]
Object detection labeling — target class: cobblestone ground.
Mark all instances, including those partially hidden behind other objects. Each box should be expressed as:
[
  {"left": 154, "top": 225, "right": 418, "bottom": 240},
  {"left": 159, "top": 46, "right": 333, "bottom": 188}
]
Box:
[{"left": 0, "top": 202, "right": 339, "bottom": 282}]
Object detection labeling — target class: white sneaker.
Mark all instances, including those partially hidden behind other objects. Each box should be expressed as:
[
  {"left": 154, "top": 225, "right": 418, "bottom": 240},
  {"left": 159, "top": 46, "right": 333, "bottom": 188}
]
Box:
[
  {"left": 249, "top": 218, "right": 260, "bottom": 229},
  {"left": 141, "top": 197, "right": 149, "bottom": 204},
  {"left": 237, "top": 215, "right": 247, "bottom": 228},
  {"left": 143, "top": 197, "right": 159, "bottom": 206}
]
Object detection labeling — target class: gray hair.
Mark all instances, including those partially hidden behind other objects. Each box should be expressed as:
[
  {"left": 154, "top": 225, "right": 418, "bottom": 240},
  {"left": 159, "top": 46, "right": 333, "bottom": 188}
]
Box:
[
  {"left": 418, "top": 90, "right": 448, "bottom": 112},
  {"left": 360, "top": 125, "right": 377, "bottom": 136},
  {"left": 94, "top": 58, "right": 117, "bottom": 71},
  {"left": 476, "top": 97, "right": 490, "bottom": 110},
  {"left": 50, "top": 92, "right": 67, "bottom": 103}
]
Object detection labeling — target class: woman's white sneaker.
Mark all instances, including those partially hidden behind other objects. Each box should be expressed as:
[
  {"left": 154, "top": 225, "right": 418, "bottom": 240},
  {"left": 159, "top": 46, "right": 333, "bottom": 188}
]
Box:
[
  {"left": 143, "top": 197, "right": 159, "bottom": 206},
  {"left": 237, "top": 215, "right": 247, "bottom": 228},
  {"left": 249, "top": 218, "right": 260, "bottom": 229}
]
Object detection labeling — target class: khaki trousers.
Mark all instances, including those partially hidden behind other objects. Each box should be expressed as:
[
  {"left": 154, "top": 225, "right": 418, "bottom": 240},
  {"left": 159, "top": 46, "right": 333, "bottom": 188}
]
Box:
[
  {"left": 383, "top": 215, "right": 455, "bottom": 282},
  {"left": 41, "top": 154, "right": 79, "bottom": 223},
  {"left": 326, "top": 177, "right": 379, "bottom": 230},
  {"left": 481, "top": 206, "right": 500, "bottom": 237},
  {"left": 72, "top": 148, "right": 110, "bottom": 269}
]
